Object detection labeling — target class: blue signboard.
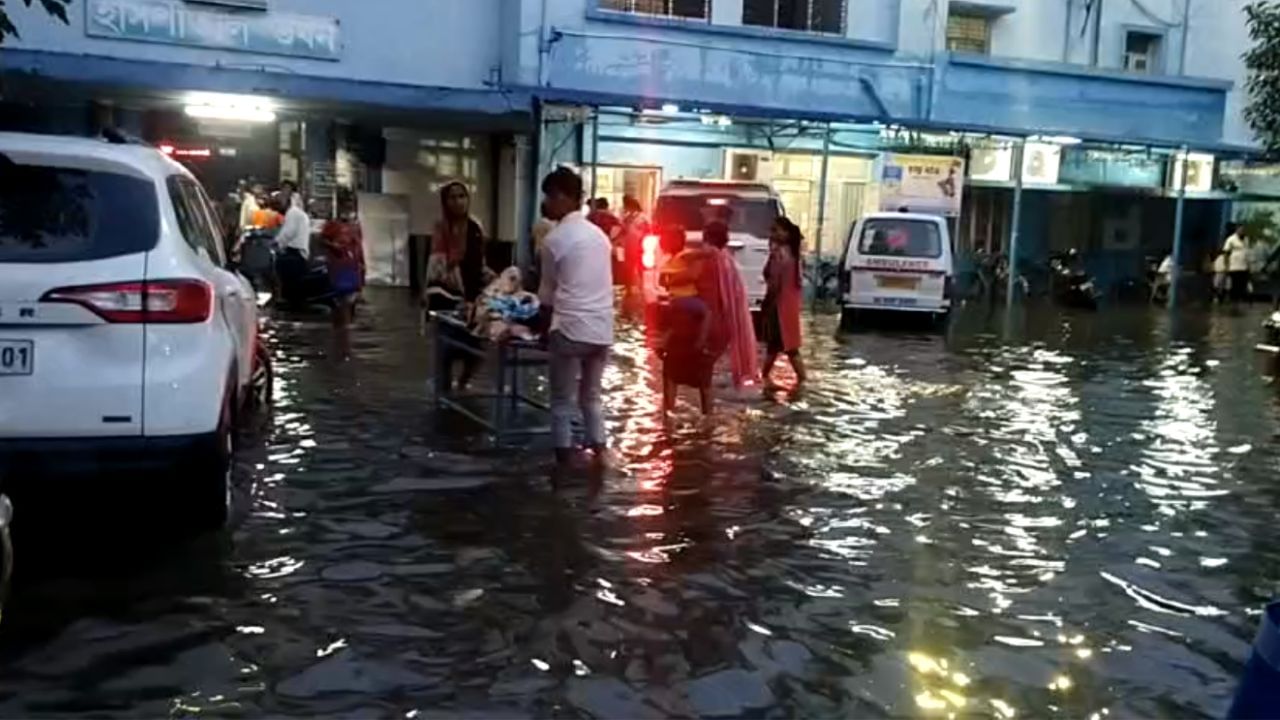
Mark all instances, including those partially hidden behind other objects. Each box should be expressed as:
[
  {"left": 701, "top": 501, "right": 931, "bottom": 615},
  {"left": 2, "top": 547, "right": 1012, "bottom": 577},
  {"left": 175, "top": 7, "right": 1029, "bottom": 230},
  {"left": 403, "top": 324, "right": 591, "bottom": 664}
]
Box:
[
  {"left": 86, "top": 0, "right": 341, "bottom": 61},
  {"left": 1058, "top": 149, "right": 1165, "bottom": 188}
]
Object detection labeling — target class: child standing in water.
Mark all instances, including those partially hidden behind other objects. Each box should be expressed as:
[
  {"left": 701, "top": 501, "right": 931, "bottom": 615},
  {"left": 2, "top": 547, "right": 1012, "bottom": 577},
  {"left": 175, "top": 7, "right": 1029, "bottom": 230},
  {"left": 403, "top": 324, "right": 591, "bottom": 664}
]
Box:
[{"left": 658, "top": 224, "right": 712, "bottom": 352}]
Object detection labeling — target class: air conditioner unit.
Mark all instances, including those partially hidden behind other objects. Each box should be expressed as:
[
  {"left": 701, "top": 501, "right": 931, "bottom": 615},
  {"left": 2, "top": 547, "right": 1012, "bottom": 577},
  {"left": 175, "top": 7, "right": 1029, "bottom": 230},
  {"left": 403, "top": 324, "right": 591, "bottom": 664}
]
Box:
[{"left": 724, "top": 149, "right": 773, "bottom": 183}]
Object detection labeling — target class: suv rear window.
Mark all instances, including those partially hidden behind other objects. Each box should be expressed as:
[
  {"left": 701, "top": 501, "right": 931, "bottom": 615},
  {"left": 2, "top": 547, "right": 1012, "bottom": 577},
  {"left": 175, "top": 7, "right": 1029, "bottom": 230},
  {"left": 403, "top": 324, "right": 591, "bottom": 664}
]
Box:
[
  {"left": 857, "top": 218, "right": 943, "bottom": 259},
  {"left": 0, "top": 158, "right": 159, "bottom": 263},
  {"left": 654, "top": 195, "right": 779, "bottom": 237}
]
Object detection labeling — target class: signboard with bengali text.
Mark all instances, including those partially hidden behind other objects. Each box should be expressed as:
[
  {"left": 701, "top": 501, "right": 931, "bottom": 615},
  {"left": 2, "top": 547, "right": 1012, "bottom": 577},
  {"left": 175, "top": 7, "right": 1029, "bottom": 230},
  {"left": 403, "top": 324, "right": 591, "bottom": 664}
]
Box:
[
  {"left": 880, "top": 154, "right": 965, "bottom": 216},
  {"left": 86, "top": 0, "right": 341, "bottom": 60}
]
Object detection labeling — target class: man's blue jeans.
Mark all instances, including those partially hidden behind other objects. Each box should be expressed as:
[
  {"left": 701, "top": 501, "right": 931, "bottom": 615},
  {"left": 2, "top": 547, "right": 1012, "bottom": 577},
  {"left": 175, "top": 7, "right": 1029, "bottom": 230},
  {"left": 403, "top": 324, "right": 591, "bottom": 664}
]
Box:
[{"left": 548, "top": 331, "right": 609, "bottom": 450}]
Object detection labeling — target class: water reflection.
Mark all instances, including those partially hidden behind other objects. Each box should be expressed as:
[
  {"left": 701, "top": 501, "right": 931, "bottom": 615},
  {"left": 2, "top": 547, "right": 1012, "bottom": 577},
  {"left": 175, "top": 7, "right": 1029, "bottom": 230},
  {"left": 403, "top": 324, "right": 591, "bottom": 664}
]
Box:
[{"left": 0, "top": 297, "right": 1276, "bottom": 718}]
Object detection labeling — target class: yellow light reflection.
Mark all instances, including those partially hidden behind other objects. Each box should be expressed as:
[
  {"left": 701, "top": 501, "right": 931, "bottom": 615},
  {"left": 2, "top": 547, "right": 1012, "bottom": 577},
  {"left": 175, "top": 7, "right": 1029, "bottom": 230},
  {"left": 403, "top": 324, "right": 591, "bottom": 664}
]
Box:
[
  {"left": 938, "top": 689, "right": 968, "bottom": 709},
  {"left": 909, "top": 652, "right": 945, "bottom": 675},
  {"left": 991, "top": 698, "right": 1017, "bottom": 718},
  {"left": 915, "top": 691, "right": 948, "bottom": 712},
  {"left": 1049, "top": 674, "right": 1073, "bottom": 692}
]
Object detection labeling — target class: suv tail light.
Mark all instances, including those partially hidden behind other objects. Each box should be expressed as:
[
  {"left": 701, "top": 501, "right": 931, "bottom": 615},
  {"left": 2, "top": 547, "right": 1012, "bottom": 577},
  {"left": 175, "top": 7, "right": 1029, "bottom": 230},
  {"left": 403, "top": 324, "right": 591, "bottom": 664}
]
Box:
[
  {"left": 641, "top": 234, "right": 660, "bottom": 270},
  {"left": 43, "top": 279, "right": 213, "bottom": 323}
]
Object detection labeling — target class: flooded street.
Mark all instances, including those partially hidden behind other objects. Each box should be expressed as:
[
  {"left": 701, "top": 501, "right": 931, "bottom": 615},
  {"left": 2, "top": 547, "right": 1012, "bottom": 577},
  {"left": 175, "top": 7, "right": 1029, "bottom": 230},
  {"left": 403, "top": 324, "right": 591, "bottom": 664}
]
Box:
[{"left": 2, "top": 290, "right": 1279, "bottom": 718}]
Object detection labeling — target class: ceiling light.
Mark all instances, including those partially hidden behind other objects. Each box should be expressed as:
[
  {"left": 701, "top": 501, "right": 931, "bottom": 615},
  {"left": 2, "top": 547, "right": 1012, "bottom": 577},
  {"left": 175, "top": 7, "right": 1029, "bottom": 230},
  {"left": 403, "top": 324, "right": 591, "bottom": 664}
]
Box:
[
  {"left": 185, "top": 104, "right": 277, "bottom": 123},
  {"left": 1030, "top": 134, "right": 1083, "bottom": 146},
  {"left": 183, "top": 92, "right": 277, "bottom": 123}
]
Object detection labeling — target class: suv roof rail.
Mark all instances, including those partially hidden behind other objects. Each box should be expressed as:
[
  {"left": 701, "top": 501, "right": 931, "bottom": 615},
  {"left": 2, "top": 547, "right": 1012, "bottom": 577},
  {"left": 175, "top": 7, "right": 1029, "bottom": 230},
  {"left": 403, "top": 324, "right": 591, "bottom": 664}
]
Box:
[{"left": 100, "top": 127, "right": 150, "bottom": 146}]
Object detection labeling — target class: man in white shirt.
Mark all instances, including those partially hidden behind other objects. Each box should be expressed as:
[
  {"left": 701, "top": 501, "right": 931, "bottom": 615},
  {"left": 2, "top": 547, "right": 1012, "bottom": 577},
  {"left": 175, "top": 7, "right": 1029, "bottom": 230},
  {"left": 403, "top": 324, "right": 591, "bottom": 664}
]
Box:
[
  {"left": 275, "top": 185, "right": 312, "bottom": 259},
  {"left": 1223, "top": 225, "right": 1250, "bottom": 304},
  {"left": 274, "top": 185, "right": 312, "bottom": 301},
  {"left": 537, "top": 167, "right": 614, "bottom": 466}
]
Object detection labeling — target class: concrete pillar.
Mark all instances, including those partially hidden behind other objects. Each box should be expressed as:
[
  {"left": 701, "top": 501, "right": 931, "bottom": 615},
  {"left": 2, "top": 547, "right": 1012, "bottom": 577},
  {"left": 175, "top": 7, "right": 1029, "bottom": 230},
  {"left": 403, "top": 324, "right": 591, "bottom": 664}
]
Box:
[
  {"left": 815, "top": 124, "right": 831, "bottom": 258},
  {"left": 1006, "top": 139, "right": 1026, "bottom": 303},
  {"left": 1169, "top": 146, "right": 1189, "bottom": 308}
]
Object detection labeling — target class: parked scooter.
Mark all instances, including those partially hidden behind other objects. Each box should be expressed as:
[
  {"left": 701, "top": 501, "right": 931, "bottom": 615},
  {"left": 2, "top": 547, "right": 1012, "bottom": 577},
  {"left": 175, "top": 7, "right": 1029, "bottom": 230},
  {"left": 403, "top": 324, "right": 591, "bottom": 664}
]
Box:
[{"left": 1049, "top": 249, "right": 1100, "bottom": 310}]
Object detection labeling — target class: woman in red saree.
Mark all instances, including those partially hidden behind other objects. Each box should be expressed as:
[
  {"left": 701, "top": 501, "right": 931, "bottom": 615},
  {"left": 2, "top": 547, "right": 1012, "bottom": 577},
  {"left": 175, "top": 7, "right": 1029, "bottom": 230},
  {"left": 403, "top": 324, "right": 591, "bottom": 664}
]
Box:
[
  {"left": 761, "top": 217, "right": 807, "bottom": 388},
  {"left": 661, "top": 221, "right": 758, "bottom": 415}
]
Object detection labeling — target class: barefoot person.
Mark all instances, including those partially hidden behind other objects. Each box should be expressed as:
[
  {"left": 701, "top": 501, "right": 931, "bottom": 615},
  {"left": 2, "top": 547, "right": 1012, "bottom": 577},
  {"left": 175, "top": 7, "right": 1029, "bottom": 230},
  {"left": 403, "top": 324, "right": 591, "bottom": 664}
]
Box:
[
  {"left": 322, "top": 190, "right": 366, "bottom": 331},
  {"left": 708, "top": 221, "right": 759, "bottom": 388},
  {"left": 659, "top": 221, "right": 757, "bottom": 415},
  {"left": 658, "top": 224, "right": 719, "bottom": 414},
  {"left": 538, "top": 168, "right": 615, "bottom": 466},
  {"left": 761, "top": 217, "right": 807, "bottom": 389}
]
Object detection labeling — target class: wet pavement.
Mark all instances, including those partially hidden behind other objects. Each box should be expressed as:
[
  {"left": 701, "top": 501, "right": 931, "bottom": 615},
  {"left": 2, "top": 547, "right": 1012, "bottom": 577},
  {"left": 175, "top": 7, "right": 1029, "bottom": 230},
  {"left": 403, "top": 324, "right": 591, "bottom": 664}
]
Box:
[{"left": 2, "top": 289, "right": 1279, "bottom": 718}]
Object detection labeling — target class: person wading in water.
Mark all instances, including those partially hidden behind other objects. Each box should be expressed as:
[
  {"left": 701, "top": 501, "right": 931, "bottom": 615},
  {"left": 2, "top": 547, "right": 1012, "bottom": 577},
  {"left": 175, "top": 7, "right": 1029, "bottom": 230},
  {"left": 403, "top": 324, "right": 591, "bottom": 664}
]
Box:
[{"left": 761, "top": 217, "right": 807, "bottom": 391}]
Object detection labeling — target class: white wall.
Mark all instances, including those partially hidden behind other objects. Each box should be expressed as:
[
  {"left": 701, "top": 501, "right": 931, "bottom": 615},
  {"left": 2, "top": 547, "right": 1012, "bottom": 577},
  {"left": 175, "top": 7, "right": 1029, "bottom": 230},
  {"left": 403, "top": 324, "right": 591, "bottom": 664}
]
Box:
[{"left": 910, "top": 0, "right": 1254, "bottom": 146}]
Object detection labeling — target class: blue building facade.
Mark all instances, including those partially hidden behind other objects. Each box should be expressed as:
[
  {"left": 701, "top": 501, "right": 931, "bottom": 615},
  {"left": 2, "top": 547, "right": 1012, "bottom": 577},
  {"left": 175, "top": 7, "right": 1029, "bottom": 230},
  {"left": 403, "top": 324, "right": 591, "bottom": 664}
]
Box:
[{"left": 1, "top": 0, "right": 1257, "bottom": 286}]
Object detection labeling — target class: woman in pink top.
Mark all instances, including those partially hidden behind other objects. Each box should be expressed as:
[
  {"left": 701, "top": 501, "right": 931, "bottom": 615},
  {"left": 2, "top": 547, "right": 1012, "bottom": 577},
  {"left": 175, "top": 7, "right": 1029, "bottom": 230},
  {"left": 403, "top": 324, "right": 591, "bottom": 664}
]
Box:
[{"left": 761, "top": 217, "right": 807, "bottom": 389}]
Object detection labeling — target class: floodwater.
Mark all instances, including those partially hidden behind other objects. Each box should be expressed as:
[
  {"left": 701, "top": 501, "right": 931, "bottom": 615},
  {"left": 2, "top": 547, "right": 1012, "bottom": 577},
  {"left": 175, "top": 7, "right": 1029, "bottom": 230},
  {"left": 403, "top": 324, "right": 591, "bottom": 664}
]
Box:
[{"left": 2, "top": 290, "right": 1279, "bottom": 718}]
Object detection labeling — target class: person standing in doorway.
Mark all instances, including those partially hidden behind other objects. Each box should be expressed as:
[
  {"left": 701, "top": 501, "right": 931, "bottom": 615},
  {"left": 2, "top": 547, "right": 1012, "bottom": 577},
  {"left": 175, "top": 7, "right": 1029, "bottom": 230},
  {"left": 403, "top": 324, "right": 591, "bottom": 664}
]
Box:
[
  {"left": 761, "top": 217, "right": 807, "bottom": 391},
  {"left": 618, "top": 195, "right": 649, "bottom": 291},
  {"left": 587, "top": 198, "right": 622, "bottom": 245},
  {"left": 1223, "top": 224, "right": 1250, "bottom": 304},
  {"left": 539, "top": 168, "right": 615, "bottom": 467}
]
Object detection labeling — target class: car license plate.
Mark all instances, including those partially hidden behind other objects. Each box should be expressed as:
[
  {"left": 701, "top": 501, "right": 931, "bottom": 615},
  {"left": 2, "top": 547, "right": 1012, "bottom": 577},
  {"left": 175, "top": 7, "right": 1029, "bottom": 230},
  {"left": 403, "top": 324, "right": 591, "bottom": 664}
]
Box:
[
  {"left": 0, "top": 340, "right": 33, "bottom": 376},
  {"left": 876, "top": 275, "right": 919, "bottom": 290},
  {"left": 872, "top": 296, "right": 919, "bottom": 307}
]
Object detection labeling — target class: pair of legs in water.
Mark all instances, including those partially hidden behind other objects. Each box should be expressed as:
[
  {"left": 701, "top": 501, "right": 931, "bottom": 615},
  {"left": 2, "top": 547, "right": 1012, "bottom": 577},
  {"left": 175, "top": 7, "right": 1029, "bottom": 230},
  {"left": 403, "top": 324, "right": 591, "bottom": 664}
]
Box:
[
  {"left": 762, "top": 348, "right": 807, "bottom": 389},
  {"left": 760, "top": 296, "right": 807, "bottom": 389},
  {"left": 662, "top": 296, "right": 717, "bottom": 415}
]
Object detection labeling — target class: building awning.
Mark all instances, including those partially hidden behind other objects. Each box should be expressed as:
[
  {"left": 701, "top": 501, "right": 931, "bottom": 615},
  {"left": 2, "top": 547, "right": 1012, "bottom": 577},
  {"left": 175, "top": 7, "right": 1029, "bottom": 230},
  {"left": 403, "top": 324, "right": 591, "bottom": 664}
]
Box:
[
  {"left": 2, "top": 49, "right": 533, "bottom": 127},
  {"left": 527, "top": 85, "right": 1258, "bottom": 159}
]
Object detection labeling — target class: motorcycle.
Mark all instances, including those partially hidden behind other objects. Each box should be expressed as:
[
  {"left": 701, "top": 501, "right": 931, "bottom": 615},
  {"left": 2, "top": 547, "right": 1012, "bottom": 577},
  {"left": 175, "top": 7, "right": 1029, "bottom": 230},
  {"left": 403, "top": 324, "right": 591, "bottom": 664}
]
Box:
[{"left": 1049, "top": 250, "right": 1100, "bottom": 310}]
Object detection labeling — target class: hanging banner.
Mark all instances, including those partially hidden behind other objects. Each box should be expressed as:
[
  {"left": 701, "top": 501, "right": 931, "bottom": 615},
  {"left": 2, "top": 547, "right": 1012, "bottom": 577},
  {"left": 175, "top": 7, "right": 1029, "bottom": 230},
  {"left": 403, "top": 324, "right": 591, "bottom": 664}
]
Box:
[
  {"left": 880, "top": 154, "right": 965, "bottom": 216},
  {"left": 86, "top": 0, "right": 341, "bottom": 60}
]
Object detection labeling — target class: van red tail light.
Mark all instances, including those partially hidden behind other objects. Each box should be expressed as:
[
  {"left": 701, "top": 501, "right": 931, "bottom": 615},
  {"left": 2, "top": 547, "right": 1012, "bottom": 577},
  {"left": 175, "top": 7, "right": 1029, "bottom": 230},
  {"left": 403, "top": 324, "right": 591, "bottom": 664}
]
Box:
[
  {"left": 641, "top": 234, "right": 660, "bottom": 270},
  {"left": 43, "top": 279, "right": 213, "bottom": 323}
]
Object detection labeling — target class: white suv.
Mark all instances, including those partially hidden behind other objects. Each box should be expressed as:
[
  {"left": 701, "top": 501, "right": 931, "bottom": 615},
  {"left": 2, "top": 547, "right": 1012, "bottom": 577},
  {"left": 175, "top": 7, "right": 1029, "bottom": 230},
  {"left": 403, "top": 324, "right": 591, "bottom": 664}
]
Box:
[
  {"left": 640, "top": 180, "right": 781, "bottom": 310},
  {"left": 0, "top": 132, "right": 269, "bottom": 529}
]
